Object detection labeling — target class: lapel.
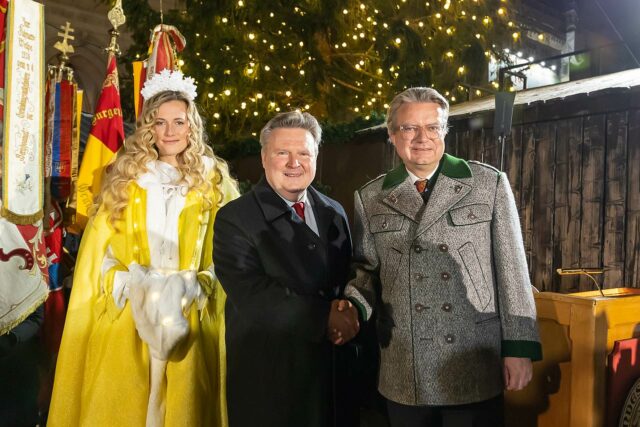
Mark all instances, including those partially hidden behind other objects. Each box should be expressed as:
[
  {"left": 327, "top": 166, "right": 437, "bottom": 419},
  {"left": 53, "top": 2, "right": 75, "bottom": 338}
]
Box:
[
  {"left": 253, "top": 177, "right": 329, "bottom": 246},
  {"left": 380, "top": 154, "right": 474, "bottom": 232},
  {"left": 381, "top": 167, "right": 424, "bottom": 223},
  {"left": 253, "top": 177, "right": 293, "bottom": 223},
  {"left": 308, "top": 186, "right": 336, "bottom": 244}
]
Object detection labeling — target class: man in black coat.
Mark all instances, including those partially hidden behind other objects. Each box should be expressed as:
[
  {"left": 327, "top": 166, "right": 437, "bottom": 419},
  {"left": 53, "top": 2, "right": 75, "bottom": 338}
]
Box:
[{"left": 213, "top": 111, "right": 359, "bottom": 427}]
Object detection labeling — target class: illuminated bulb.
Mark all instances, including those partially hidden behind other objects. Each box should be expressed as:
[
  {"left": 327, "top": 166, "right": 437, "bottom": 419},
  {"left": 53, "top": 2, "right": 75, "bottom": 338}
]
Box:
[
  {"left": 304, "top": 104, "right": 310, "bottom": 109},
  {"left": 395, "top": 37, "right": 401, "bottom": 44},
  {"left": 237, "top": 0, "right": 244, "bottom": 6},
  {"left": 343, "top": 9, "right": 348, "bottom": 14},
  {"left": 208, "top": 93, "right": 213, "bottom": 99},
  {"left": 538, "top": 33, "right": 545, "bottom": 41},
  {"left": 435, "top": 13, "right": 441, "bottom": 18},
  {"left": 299, "top": 70, "right": 305, "bottom": 75},
  {"left": 475, "top": 33, "right": 481, "bottom": 39},
  {"left": 512, "top": 32, "right": 520, "bottom": 40},
  {"left": 285, "top": 90, "right": 292, "bottom": 96},
  {"left": 222, "top": 17, "right": 228, "bottom": 23},
  {"left": 253, "top": 112, "right": 259, "bottom": 116},
  {"left": 178, "top": 59, "right": 185, "bottom": 66},
  {"left": 214, "top": 113, "right": 220, "bottom": 118},
  {"left": 224, "top": 89, "right": 231, "bottom": 96},
  {"left": 256, "top": 93, "right": 263, "bottom": 99},
  {"left": 498, "top": 8, "right": 505, "bottom": 15},
  {"left": 264, "top": 65, "right": 271, "bottom": 71},
  {"left": 359, "top": 32, "right": 365, "bottom": 38},
  {"left": 248, "top": 33, "right": 255, "bottom": 40}
]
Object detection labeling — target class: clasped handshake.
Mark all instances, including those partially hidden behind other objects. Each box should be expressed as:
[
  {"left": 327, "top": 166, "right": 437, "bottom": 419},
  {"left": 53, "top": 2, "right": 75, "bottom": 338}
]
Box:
[{"left": 327, "top": 299, "right": 360, "bottom": 345}]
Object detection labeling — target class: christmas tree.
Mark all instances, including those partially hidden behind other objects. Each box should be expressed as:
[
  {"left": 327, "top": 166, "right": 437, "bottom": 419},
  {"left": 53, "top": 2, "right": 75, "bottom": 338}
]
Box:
[{"left": 122, "top": 0, "right": 517, "bottom": 143}]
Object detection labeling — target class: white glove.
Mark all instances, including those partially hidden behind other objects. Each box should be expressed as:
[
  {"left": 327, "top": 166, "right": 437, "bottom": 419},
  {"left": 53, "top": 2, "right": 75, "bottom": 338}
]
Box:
[{"left": 129, "top": 270, "right": 190, "bottom": 360}]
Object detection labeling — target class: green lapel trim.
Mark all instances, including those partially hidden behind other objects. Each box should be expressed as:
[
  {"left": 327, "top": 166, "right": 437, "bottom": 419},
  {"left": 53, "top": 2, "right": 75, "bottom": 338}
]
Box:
[
  {"left": 440, "top": 153, "right": 472, "bottom": 179},
  {"left": 381, "top": 153, "right": 471, "bottom": 190}
]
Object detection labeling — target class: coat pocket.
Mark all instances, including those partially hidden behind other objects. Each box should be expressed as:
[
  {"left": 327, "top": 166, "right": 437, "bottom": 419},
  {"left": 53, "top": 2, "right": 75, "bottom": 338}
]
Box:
[
  {"left": 458, "top": 242, "right": 492, "bottom": 311},
  {"left": 370, "top": 214, "right": 404, "bottom": 233},
  {"left": 449, "top": 204, "right": 492, "bottom": 226}
]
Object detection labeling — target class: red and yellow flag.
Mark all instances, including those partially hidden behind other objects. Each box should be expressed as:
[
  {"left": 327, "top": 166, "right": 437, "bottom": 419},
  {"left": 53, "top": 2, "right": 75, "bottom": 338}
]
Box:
[
  {"left": 133, "top": 24, "right": 186, "bottom": 117},
  {"left": 74, "top": 53, "right": 124, "bottom": 229}
]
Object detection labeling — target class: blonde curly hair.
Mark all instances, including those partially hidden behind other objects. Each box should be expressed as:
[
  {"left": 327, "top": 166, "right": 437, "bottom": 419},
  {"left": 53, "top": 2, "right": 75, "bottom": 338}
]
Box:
[{"left": 94, "top": 91, "right": 235, "bottom": 225}]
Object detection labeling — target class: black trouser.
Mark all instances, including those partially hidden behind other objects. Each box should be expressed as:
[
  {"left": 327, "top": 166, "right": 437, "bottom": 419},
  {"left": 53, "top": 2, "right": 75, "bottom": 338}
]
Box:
[{"left": 386, "top": 394, "right": 504, "bottom": 427}]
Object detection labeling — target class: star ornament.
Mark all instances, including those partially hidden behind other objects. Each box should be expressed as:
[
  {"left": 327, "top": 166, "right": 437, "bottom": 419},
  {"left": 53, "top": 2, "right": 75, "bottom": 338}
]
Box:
[{"left": 141, "top": 69, "right": 198, "bottom": 102}]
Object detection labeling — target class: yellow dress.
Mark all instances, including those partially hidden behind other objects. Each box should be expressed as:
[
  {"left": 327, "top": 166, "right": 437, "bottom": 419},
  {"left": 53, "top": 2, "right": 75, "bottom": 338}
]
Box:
[{"left": 48, "top": 160, "right": 238, "bottom": 427}]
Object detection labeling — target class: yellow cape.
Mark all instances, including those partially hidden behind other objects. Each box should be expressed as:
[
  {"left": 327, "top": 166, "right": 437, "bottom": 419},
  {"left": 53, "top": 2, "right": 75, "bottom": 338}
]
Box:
[{"left": 48, "top": 177, "right": 238, "bottom": 427}]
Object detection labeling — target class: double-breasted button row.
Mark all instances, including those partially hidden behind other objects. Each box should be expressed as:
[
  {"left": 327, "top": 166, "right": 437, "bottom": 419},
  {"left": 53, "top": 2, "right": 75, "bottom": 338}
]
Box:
[
  {"left": 414, "top": 245, "right": 423, "bottom": 254},
  {"left": 438, "top": 244, "right": 448, "bottom": 252},
  {"left": 441, "top": 303, "right": 452, "bottom": 312},
  {"left": 441, "top": 272, "right": 450, "bottom": 281}
]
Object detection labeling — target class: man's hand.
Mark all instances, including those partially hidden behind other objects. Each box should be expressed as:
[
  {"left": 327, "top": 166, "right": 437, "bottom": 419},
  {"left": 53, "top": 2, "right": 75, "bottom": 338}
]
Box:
[
  {"left": 327, "top": 299, "right": 359, "bottom": 345},
  {"left": 503, "top": 357, "right": 533, "bottom": 391}
]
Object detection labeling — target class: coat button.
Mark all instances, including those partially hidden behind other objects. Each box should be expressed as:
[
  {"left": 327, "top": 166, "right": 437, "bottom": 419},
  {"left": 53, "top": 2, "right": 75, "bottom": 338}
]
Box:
[
  {"left": 414, "top": 273, "right": 424, "bottom": 281},
  {"left": 414, "top": 245, "right": 423, "bottom": 254},
  {"left": 439, "top": 244, "right": 448, "bottom": 252},
  {"left": 442, "top": 303, "right": 452, "bottom": 312},
  {"left": 415, "top": 303, "right": 426, "bottom": 312},
  {"left": 445, "top": 334, "right": 455, "bottom": 344},
  {"left": 381, "top": 221, "right": 388, "bottom": 229},
  {"left": 441, "top": 272, "right": 450, "bottom": 280},
  {"left": 468, "top": 212, "right": 477, "bottom": 220},
  {"left": 307, "top": 243, "right": 316, "bottom": 250},
  {"left": 454, "top": 185, "right": 462, "bottom": 193}
]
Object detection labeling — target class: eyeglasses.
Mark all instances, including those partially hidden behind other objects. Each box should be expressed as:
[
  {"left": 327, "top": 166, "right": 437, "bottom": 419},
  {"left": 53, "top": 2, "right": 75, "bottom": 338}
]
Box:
[{"left": 397, "top": 124, "right": 444, "bottom": 140}]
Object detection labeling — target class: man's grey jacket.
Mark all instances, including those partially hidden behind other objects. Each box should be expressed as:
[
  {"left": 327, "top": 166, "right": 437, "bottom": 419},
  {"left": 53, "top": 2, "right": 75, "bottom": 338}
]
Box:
[{"left": 345, "top": 153, "right": 542, "bottom": 406}]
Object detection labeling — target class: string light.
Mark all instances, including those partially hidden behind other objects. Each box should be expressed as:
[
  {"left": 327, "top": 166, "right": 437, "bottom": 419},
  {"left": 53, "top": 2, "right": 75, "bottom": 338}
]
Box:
[{"left": 167, "top": 0, "right": 518, "bottom": 140}]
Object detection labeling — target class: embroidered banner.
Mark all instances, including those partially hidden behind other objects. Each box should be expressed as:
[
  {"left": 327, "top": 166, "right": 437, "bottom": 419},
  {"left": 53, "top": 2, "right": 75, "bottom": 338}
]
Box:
[{"left": 1, "top": 0, "right": 45, "bottom": 224}]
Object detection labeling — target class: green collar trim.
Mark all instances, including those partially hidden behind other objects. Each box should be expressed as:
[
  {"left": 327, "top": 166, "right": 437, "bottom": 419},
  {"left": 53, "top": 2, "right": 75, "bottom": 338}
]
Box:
[
  {"left": 382, "top": 153, "right": 471, "bottom": 190},
  {"left": 441, "top": 153, "right": 472, "bottom": 179}
]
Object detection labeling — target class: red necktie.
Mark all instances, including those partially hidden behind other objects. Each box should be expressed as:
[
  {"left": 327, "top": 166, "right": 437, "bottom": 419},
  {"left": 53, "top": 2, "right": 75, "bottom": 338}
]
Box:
[
  {"left": 415, "top": 179, "right": 428, "bottom": 193},
  {"left": 292, "top": 201, "right": 305, "bottom": 221}
]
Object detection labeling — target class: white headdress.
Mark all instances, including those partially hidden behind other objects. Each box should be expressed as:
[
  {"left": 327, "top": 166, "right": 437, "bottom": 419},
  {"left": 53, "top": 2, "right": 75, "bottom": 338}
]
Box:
[{"left": 140, "top": 69, "right": 197, "bottom": 101}]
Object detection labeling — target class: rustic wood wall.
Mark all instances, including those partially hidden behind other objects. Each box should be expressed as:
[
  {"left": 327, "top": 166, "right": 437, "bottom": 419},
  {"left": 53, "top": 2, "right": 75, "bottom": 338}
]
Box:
[{"left": 448, "top": 90, "right": 640, "bottom": 292}]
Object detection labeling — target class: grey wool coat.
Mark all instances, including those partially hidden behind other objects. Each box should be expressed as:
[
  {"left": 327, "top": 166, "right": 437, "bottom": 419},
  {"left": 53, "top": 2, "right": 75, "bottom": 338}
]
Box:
[{"left": 345, "top": 153, "right": 542, "bottom": 406}]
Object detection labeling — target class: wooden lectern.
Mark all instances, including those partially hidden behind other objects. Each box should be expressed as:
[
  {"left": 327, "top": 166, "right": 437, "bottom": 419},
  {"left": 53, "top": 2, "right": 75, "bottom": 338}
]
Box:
[{"left": 505, "top": 288, "right": 640, "bottom": 427}]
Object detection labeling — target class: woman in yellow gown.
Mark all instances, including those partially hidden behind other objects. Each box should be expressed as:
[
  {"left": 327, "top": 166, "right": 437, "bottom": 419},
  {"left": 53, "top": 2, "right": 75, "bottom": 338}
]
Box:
[{"left": 48, "top": 71, "right": 238, "bottom": 427}]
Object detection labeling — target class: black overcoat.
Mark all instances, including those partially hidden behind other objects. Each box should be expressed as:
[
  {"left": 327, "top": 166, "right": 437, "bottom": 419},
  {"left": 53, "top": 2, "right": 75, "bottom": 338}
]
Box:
[{"left": 213, "top": 178, "right": 352, "bottom": 427}]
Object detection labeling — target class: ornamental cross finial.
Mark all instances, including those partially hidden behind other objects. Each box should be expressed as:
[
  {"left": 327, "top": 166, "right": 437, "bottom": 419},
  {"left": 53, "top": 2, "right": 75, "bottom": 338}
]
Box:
[
  {"left": 53, "top": 22, "right": 75, "bottom": 57},
  {"left": 108, "top": 0, "right": 126, "bottom": 31}
]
